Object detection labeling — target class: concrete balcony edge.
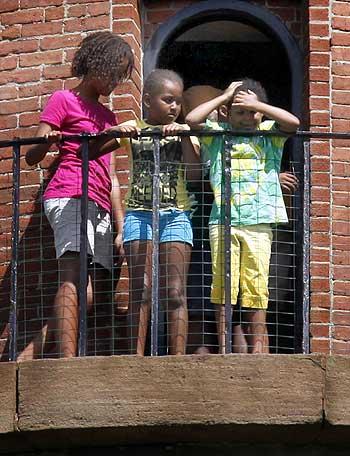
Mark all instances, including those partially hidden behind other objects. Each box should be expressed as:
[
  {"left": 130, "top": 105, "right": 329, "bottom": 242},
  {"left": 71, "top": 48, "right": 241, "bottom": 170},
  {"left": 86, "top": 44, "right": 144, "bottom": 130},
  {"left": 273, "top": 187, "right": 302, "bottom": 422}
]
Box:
[{"left": 1, "top": 355, "right": 350, "bottom": 451}]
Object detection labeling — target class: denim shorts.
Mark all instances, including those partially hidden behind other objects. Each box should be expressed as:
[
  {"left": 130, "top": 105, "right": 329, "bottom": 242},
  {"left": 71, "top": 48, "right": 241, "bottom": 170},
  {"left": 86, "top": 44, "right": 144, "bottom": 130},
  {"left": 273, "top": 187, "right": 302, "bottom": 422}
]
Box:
[{"left": 123, "top": 209, "right": 193, "bottom": 246}]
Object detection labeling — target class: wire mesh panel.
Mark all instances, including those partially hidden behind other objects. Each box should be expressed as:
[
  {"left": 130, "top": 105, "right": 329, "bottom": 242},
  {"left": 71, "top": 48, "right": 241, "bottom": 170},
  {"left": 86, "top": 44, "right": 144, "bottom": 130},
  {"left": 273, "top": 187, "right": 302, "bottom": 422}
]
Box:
[{"left": 0, "top": 131, "right": 316, "bottom": 360}]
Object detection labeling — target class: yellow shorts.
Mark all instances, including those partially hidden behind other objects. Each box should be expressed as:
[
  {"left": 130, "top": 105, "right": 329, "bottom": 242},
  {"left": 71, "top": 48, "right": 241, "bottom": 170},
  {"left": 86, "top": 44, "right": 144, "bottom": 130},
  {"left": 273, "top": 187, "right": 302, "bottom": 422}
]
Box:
[{"left": 209, "top": 224, "right": 273, "bottom": 309}]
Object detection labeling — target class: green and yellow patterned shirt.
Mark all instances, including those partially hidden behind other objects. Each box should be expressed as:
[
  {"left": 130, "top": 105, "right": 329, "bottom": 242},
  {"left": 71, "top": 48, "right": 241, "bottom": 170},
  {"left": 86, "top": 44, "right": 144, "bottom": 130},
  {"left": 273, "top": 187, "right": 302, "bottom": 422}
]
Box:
[{"left": 201, "top": 119, "right": 288, "bottom": 226}]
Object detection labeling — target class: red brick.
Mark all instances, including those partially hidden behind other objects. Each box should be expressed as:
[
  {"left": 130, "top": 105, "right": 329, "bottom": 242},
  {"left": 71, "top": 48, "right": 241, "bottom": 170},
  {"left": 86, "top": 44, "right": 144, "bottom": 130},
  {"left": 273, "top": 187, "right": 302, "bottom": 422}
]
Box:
[
  {"left": 333, "top": 235, "right": 350, "bottom": 251},
  {"left": 333, "top": 192, "right": 350, "bottom": 206},
  {"left": 311, "top": 172, "right": 331, "bottom": 186},
  {"left": 21, "top": 0, "right": 61, "bottom": 6},
  {"left": 22, "top": 21, "right": 62, "bottom": 38},
  {"left": 310, "top": 81, "right": 330, "bottom": 97},
  {"left": 1, "top": 98, "right": 39, "bottom": 115},
  {"left": 334, "top": 281, "right": 350, "bottom": 296},
  {"left": 332, "top": 119, "right": 350, "bottom": 132},
  {"left": 0, "top": 116, "right": 17, "bottom": 130},
  {"left": 19, "top": 113, "right": 41, "bottom": 128},
  {"left": 0, "top": 56, "right": 18, "bottom": 71},
  {"left": 309, "top": 7, "right": 329, "bottom": 21},
  {"left": 311, "top": 202, "right": 330, "bottom": 217},
  {"left": 0, "top": 0, "right": 19, "bottom": 13},
  {"left": 18, "top": 80, "right": 63, "bottom": 97},
  {"left": 311, "top": 324, "right": 330, "bottom": 338},
  {"left": 310, "top": 112, "right": 330, "bottom": 126},
  {"left": 334, "top": 296, "right": 350, "bottom": 310},
  {"left": 311, "top": 338, "right": 330, "bottom": 353},
  {"left": 310, "top": 217, "right": 331, "bottom": 232},
  {"left": 333, "top": 326, "right": 350, "bottom": 340},
  {"left": 310, "top": 140, "right": 330, "bottom": 155},
  {"left": 311, "top": 278, "right": 330, "bottom": 292},
  {"left": 1, "top": 8, "right": 44, "bottom": 25},
  {"left": 333, "top": 16, "right": 350, "bottom": 31},
  {"left": 1, "top": 24, "right": 21, "bottom": 40},
  {"left": 310, "top": 52, "right": 330, "bottom": 66},
  {"left": 333, "top": 311, "right": 350, "bottom": 326},
  {"left": 332, "top": 32, "right": 350, "bottom": 46},
  {"left": 333, "top": 75, "right": 350, "bottom": 90},
  {"left": 310, "top": 37, "right": 330, "bottom": 51},
  {"left": 88, "top": 2, "right": 111, "bottom": 16},
  {"left": 310, "top": 67, "right": 330, "bottom": 82},
  {"left": 310, "top": 262, "right": 330, "bottom": 277},
  {"left": 40, "top": 34, "right": 82, "bottom": 50},
  {"left": 43, "top": 64, "right": 72, "bottom": 79},
  {"left": 333, "top": 2, "right": 350, "bottom": 16},
  {"left": 113, "top": 19, "right": 141, "bottom": 39},
  {"left": 0, "top": 39, "right": 39, "bottom": 57},
  {"left": 333, "top": 176, "right": 350, "bottom": 192},
  {"left": 310, "top": 23, "right": 329, "bottom": 37},
  {"left": 310, "top": 97, "right": 329, "bottom": 110},
  {"left": 332, "top": 340, "right": 350, "bottom": 354},
  {"left": 146, "top": 9, "right": 175, "bottom": 24},
  {"left": 0, "top": 86, "right": 17, "bottom": 101},
  {"left": 311, "top": 187, "right": 331, "bottom": 202},
  {"left": 20, "top": 50, "right": 63, "bottom": 67},
  {"left": 64, "top": 15, "right": 109, "bottom": 32},
  {"left": 310, "top": 306, "right": 330, "bottom": 323},
  {"left": 67, "top": 4, "right": 87, "bottom": 17},
  {"left": 334, "top": 161, "right": 350, "bottom": 176},
  {"left": 113, "top": 4, "right": 140, "bottom": 23},
  {"left": 334, "top": 265, "right": 350, "bottom": 281},
  {"left": 311, "top": 247, "right": 330, "bottom": 263},
  {"left": 45, "top": 6, "right": 65, "bottom": 21},
  {"left": 332, "top": 105, "right": 350, "bottom": 119}
]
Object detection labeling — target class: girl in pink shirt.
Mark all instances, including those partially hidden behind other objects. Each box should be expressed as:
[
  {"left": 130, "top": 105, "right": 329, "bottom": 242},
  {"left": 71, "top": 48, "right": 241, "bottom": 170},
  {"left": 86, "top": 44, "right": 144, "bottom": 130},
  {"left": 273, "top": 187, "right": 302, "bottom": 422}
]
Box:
[{"left": 21, "top": 32, "right": 134, "bottom": 359}]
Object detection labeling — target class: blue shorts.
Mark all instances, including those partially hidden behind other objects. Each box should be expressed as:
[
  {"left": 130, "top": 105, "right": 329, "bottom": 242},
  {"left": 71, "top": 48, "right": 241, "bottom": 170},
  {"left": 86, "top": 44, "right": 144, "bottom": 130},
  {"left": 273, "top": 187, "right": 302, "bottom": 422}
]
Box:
[{"left": 123, "top": 209, "right": 193, "bottom": 246}]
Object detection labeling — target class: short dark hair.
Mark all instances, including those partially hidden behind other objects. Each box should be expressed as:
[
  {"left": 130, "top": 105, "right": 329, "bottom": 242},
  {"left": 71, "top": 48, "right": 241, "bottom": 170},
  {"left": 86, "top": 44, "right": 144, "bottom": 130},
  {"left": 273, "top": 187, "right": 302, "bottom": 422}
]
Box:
[
  {"left": 232, "top": 78, "right": 268, "bottom": 104},
  {"left": 143, "top": 69, "right": 183, "bottom": 96},
  {"left": 72, "top": 31, "right": 134, "bottom": 83}
]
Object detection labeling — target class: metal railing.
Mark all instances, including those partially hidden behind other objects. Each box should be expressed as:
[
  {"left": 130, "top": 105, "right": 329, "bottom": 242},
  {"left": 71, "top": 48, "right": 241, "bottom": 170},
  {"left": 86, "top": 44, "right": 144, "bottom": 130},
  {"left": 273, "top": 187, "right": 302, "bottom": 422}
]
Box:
[{"left": 0, "top": 129, "right": 348, "bottom": 360}]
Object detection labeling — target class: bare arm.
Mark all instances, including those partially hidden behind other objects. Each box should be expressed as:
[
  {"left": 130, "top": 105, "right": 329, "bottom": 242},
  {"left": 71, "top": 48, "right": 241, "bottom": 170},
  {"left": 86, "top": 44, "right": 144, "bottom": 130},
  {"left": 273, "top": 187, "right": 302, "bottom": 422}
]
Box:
[
  {"left": 110, "top": 151, "right": 124, "bottom": 258},
  {"left": 163, "top": 123, "right": 201, "bottom": 182},
  {"left": 88, "top": 124, "right": 140, "bottom": 160},
  {"left": 233, "top": 90, "right": 300, "bottom": 133},
  {"left": 185, "top": 81, "right": 242, "bottom": 129},
  {"left": 25, "top": 122, "right": 61, "bottom": 166}
]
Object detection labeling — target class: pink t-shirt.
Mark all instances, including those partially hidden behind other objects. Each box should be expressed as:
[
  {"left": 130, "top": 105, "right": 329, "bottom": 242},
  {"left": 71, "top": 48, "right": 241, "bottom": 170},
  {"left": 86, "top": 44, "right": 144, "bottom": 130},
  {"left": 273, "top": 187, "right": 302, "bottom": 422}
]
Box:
[{"left": 41, "top": 90, "right": 117, "bottom": 213}]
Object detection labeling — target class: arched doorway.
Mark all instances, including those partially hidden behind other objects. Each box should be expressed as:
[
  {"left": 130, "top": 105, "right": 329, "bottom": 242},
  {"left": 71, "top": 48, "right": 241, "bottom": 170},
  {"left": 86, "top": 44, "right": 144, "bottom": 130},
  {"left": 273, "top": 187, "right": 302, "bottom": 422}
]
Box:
[{"left": 144, "top": 0, "right": 305, "bottom": 354}]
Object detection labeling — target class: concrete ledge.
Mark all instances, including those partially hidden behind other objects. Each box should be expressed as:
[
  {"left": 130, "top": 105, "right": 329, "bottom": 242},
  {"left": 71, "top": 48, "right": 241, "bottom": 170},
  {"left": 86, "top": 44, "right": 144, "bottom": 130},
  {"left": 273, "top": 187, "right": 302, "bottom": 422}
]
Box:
[
  {"left": 16, "top": 355, "right": 324, "bottom": 446},
  {"left": 0, "top": 362, "right": 16, "bottom": 435},
  {"left": 325, "top": 356, "right": 350, "bottom": 426}
]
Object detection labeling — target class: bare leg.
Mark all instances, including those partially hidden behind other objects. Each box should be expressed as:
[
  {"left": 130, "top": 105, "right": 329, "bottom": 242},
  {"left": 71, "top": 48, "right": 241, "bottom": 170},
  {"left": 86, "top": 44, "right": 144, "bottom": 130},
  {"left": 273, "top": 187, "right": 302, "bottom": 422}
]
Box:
[
  {"left": 160, "top": 242, "right": 191, "bottom": 355},
  {"left": 124, "top": 241, "right": 152, "bottom": 356},
  {"left": 215, "top": 305, "right": 226, "bottom": 354},
  {"left": 233, "top": 324, "right": 248, "bottom": 353},
  {"left": 243, "top": 309, "right": 269, "bottom": 354}
]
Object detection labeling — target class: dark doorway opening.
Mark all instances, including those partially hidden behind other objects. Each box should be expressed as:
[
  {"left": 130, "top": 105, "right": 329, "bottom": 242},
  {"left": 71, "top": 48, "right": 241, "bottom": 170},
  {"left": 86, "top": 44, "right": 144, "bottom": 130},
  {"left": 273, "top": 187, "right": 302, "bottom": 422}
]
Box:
[{"left": 148, "top": 15, "right": 303, "bottom": 355}]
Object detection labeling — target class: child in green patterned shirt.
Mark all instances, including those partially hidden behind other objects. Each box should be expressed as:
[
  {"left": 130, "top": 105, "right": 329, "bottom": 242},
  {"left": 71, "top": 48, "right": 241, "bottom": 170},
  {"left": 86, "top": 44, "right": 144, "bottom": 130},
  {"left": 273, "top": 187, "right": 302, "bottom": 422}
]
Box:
[{"left": 186, "top": 78, "right": 300, "bottom": 354}]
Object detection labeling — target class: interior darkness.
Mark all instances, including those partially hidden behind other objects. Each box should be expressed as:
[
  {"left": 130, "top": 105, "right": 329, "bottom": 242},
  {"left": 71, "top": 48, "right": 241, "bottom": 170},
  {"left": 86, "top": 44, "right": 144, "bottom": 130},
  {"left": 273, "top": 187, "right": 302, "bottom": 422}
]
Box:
[
  {"left": 157, "top": 38, "right": 296, "bottom": 354},
  {"left": 158, "top": 41, "right": 291, "bottom": 110}
]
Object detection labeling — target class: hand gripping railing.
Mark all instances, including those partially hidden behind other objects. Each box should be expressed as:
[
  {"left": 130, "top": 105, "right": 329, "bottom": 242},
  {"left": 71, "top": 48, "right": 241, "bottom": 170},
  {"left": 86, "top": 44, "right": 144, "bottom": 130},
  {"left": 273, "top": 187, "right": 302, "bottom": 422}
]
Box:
[{"left": 0, "top": 128, "right": 347, "bottom": 359}]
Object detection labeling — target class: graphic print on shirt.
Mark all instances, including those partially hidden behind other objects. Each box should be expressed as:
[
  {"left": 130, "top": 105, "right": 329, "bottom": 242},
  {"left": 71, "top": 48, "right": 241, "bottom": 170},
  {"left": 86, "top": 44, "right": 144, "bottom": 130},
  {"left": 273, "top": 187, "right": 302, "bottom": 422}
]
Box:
[{"left": 127, "top": 132, "right": 183, "bottom": 210}]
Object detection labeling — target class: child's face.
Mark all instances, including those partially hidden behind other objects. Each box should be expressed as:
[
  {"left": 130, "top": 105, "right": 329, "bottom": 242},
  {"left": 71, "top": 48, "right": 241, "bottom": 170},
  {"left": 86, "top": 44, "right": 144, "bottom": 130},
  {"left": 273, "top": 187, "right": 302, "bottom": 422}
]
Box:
[
  {"left": 228, "top": 106, "right": 263, "bottom": 130},
  {"left": 144, "top": 80, "right": 183, "bottom": 125},
  {"left": 91, "top": 56, "right": 131, "bottom": 96}
]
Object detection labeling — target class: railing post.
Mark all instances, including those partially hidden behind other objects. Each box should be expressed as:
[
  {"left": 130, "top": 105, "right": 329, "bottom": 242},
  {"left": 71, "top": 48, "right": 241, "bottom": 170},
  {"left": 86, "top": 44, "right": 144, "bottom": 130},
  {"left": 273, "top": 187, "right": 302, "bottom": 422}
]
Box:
[
  {"left": 78, "top": 134, "right": 89, "bottom": 357},
  {"left": 302, "top": 140, "right": 310, "bottom": 354},
  {"left": 9, "top": 142, "right": 20, "bottom": 361},
  {"left": 151, "top": 134, "right": 161, "bottom": 356},
  {"left": 223, "top": 137, "right": 232, "bottom": 354}
]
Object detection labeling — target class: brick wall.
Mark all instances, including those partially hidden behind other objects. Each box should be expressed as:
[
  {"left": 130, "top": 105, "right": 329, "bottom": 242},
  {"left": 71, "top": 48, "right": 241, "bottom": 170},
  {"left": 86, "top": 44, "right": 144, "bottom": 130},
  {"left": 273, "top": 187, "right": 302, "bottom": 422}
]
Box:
[
  {"left": 1, "top": 0, "right": 350, "bottom": 357},
  {"left": 0, "top": 0, "right": 142, "bottom": 358},
  {"left": 308, "top": 0, "right": 350, "bottom": 354}
]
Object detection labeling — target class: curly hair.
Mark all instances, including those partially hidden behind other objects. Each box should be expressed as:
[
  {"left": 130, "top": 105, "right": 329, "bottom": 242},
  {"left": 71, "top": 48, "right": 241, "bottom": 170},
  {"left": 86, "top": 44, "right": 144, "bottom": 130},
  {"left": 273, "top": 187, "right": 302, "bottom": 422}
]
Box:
[
  {"left": 232, "top": 78, "right": 268, "bottom": 103},
  {"left": 143, "top": 69, "right": 183, "bottom": 96},
  {"left": 72, "top": 31, "right": 134, "bottom": 84}
]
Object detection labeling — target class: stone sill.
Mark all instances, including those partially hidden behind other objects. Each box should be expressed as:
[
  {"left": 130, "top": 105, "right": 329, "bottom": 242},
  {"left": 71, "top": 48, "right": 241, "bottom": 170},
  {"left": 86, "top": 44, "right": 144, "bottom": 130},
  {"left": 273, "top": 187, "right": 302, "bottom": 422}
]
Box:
[{"left": 1, "top": 355, "right": 350, "bottom": 451}]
